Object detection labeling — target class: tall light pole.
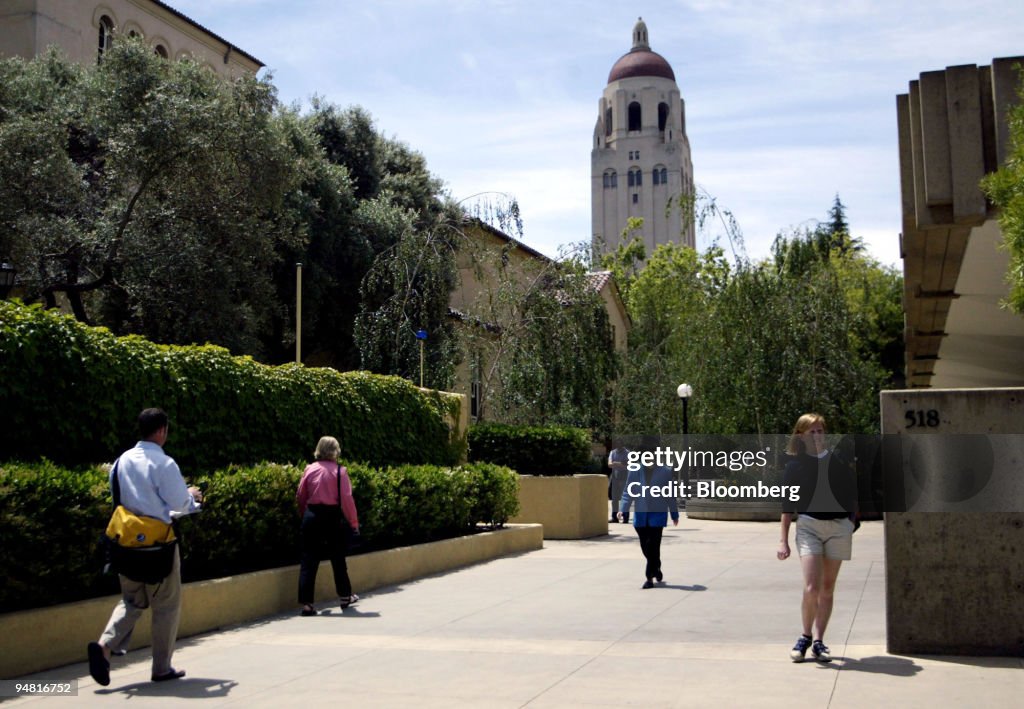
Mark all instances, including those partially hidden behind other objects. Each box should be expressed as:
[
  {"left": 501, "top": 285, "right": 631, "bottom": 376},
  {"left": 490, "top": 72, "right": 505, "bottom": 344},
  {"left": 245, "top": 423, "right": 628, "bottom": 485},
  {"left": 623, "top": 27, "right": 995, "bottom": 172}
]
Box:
[
  {"left": 295, "top": 263, "right": 303, "bottom": 364},
  {"left": 677, "top": 383, "right": 692, "bottom": 435},
  {"left": 677, "top": 383, "right": 693, "bottom": 486},
  {"left": 415, "top": 329, "right": 428, "bottom": 388}
]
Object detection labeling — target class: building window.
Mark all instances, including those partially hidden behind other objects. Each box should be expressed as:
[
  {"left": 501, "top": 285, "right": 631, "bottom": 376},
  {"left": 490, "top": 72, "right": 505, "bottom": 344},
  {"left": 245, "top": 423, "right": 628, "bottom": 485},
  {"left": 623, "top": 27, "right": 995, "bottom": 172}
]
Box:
[
  {"left": 628, "top": 168, "right": 642, "bottom": 187},
  {"left": 470, "top": 352, "right": 482, "bottom": 420},
  {"left": 154, "top": 44, "right": 169, "bottom": 58},
  {"left": 604, "top": 170, "right": 617, "bottom": 188},
  {"left": 98, "top": 15, "right": 114, "bottom": 62},
  {"left": 660, "top": 167, "right": 667, "bottom": 184},
  {"left": 632, "top": 193, "right": 639, "bottom": 204},
  {"left": 658, "top": 102, "right": 669, "bottom": 132},
  {"left": 605, "top": 107, "right": 613, "bottom": 137},
  {"left": 628, "top": 101, "right": 641, "bottom": 131},
  {"left": 653, "top": 166, "right": 668, "bottom": 185}
]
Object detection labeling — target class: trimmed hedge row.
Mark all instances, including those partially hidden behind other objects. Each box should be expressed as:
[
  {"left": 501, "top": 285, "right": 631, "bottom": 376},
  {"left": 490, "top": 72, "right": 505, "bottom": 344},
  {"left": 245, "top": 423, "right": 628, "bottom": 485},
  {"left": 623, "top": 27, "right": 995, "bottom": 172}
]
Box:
[
  {"left": 0, "top": 459, "right": 519, "bottom": 613},
  {"left": 0, "top": 301, "right": 464, "bottom": 470},
  {"left": 468, "top": 422, "right": 592, "bottom": 476}
]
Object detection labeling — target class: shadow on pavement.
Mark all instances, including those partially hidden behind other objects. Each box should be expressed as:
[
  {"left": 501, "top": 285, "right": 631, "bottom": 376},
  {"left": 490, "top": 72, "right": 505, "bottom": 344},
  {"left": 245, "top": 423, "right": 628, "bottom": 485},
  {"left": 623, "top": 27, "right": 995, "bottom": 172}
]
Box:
[
  {"left": 830, "top": 656, "right": 922, "bottom": 676},
  {"left": 96, "top": 677, "right": 238, "bottom": 698},
  {"left": 319, "top": 608, "right": 381, "bottom": 618}
]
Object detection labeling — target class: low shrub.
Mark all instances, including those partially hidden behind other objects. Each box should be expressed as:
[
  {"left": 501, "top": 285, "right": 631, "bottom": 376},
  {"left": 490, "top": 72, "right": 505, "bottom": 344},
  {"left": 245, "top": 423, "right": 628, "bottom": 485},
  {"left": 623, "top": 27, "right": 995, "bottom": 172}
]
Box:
[
  {"left": 0, "top": 459, "right": 518, "bottom": 613},
  {"left": 468, "top": 423, "right": 591, "bottom": 476}
]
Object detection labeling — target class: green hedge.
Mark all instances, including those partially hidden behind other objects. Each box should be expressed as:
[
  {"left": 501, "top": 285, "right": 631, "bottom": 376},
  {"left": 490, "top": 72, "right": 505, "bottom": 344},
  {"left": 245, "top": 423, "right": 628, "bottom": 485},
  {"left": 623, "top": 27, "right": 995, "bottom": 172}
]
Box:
[
  {"left": 467, "top": 423, "right": 591, "bottom": 476},
  {"left": 0, "top": 301, "right": 463, "bottom": 469},
  {"left": 0, "top": 459, "right": 519, "bottom": 612}
]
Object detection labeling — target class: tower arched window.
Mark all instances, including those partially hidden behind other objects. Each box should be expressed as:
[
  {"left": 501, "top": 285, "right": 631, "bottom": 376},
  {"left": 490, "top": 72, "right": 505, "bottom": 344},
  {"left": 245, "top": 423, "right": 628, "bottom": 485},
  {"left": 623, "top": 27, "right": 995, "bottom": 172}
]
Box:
[
  {"left": 628, "top": 102, "right": 641, "bottom": 132},
  {"left": 652, "top": 165, "right": 668, "bottom": 185},
  {"left": 628, "top": 168, "right": 642, "bottom": 187},
  {"left": 98, "top": 15, "right": 114, "bottom": 62},
  {"left": 603, "top": 170, "right": 617, "bottom": 189},
  {"left": 605, "top": 107, "right": 613, "bottom": 137},
  {"left": 658, "top": 102, "right": 669, "bottom": 132}
]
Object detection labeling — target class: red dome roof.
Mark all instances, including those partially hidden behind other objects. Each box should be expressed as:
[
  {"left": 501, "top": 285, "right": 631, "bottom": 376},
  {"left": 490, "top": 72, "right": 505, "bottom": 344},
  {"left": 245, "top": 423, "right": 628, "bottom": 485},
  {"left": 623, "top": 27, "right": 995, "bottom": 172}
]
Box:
[{"left": 608, "top": 49, "right": 676, "bottom": 83}]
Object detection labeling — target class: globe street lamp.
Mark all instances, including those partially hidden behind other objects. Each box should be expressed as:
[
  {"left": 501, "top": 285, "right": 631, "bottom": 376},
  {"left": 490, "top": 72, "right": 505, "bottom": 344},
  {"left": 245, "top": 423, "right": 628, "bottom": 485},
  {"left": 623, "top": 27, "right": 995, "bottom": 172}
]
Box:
[
  {"left": 677, "top": 383, "right": 693, "bottom": 487},
  {"left": 676, "top": 383, "right": 692, "bottom": 435}
]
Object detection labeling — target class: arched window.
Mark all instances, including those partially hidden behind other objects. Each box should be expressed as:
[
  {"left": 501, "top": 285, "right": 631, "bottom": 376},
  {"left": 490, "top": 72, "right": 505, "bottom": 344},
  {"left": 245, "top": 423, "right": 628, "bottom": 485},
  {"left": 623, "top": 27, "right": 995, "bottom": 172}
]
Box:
[
  {"left": 628, "top": 102, "right": 641, "bottom": 132},
  {"left": 660, "top": 167, "right": 668, "bottom": 184},
  {"left": 652, "top": 166, "right": 668, "bottom": 185},
  {"left": 628, "top": 168, "right": 642, "bottom": 187},
  {"left": 603, "top": 170, "right": 617, "bottom": 189},
  {"left": 658, "top": 102, "right": 669, "bottom": 132},
  {"left": 98, "top": 15, "right": 114, "bottom": 61},
  {"left": 605, "top": 107, "right": 613, "bottom": 137},
  {"left": 154, "top": 44, "right": 168, "bottom": 58}
]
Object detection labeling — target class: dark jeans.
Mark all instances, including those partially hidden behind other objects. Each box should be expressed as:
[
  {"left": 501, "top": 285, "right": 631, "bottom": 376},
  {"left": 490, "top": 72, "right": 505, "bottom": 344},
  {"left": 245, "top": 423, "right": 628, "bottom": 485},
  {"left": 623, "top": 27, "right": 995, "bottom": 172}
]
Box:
[
  {"left": 635, "top": 525, "right": 664, "bottom": 580},
  {"left": 298, "top": 505, "right": 352, "bottom": 603}
]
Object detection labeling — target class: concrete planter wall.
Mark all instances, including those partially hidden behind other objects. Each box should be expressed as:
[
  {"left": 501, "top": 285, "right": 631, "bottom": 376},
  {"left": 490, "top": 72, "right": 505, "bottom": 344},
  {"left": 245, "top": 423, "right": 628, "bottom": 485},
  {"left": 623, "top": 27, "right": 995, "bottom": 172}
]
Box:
[
  {"left": 685, "top": 498, "right": 782, "bottom": 521},
  {"left": 0, "top": 524, "right": 542, "bottom": 678},
  {"left": 510, "top": 474, "right": 609, "bottom": 539}
]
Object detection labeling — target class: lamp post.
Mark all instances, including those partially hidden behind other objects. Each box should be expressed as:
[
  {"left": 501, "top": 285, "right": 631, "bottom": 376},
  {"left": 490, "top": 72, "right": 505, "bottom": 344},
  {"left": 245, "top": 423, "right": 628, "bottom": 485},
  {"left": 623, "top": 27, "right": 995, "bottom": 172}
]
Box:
[
  {"left": 0, "top": 262, "right": 16, "bottom": 299},
  {"left": 415, "top": 328, "right": 428, "bottom": 388},
  {"left": 676, "top": 383, "right": 692, "bottom": 435},
  {"left": 677, "top": 383, "right": 693, "bottom": 486},
  {"left": 295, "top": 263, "right": 302, "bottom": 364}
]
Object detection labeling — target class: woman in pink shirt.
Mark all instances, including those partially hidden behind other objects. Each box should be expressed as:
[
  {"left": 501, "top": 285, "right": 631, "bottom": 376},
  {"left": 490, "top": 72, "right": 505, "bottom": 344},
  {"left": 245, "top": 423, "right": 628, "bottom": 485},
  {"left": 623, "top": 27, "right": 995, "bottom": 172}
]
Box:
[{"left": 296, "top": 436, "right": 360, "bottom": 616}]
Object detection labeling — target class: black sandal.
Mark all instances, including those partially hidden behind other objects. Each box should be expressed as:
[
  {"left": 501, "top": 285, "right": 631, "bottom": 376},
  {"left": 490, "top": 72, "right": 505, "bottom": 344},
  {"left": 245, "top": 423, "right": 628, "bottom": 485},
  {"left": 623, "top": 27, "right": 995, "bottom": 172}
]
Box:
[{"left": 300, "top": 605, "right": 317, "bottom": 616}]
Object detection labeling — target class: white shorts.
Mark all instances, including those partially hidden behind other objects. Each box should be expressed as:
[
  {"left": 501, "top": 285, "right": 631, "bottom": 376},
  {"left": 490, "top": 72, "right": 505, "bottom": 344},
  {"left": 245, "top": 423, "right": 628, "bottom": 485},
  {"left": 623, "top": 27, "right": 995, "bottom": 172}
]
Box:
[{"left": 795, "top": 515, "right": 853, "bottom": 560}]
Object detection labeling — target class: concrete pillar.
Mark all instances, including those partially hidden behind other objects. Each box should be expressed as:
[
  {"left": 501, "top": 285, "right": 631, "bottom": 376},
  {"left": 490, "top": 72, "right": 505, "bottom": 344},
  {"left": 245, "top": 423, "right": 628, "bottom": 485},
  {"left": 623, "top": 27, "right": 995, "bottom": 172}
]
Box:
[{"left": 880, "top": 388, "right": 1024, "bottom": 655}]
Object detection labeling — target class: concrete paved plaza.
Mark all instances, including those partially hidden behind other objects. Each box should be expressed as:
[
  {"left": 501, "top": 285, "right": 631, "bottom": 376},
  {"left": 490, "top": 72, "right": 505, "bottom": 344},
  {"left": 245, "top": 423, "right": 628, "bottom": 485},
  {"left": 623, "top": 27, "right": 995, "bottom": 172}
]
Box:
[{"left": 7, "top": 518, "right": 1021, "bottom": 707}]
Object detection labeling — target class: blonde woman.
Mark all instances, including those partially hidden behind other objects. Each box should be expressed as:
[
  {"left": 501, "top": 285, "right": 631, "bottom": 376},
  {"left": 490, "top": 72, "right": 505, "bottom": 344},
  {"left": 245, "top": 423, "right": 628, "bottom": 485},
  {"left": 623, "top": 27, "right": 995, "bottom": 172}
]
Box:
[
  {"left": 296, "top": 436, "right": 360, "bottom": 616},
  {"left": 777, "top": 413, "right": 857, "bottom": 663}
]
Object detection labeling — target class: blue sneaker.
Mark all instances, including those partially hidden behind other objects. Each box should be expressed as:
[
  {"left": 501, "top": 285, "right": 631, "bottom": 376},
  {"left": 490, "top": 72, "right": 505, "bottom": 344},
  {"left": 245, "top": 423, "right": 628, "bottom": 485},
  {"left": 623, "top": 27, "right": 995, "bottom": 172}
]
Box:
[
  {"left": 812, "top": 639, "right": 831, "bottom": 662},
  {"left": 790, "top": 634, "right": 812, "bottom": 662}
]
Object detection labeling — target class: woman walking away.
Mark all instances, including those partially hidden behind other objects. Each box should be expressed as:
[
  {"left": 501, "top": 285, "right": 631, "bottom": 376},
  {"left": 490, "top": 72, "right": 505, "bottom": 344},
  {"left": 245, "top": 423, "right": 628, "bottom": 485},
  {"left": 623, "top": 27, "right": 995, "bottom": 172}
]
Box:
[{"left": 296, "top": 436, "right": 360, "bottom": 616}]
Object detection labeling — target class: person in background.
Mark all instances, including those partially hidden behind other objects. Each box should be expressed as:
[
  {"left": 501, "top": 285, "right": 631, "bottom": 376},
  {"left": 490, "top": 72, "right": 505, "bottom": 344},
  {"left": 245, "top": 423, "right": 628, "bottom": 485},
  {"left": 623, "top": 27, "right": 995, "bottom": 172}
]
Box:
[
  {"left": 296, "top": 435, "right": 360, "bottom": 616},
  {"left": 619, "top": 438, "right": 679, "bottom": 588},
  {"left": 608, "top": 444, "right": 631, "bottom": 523}
]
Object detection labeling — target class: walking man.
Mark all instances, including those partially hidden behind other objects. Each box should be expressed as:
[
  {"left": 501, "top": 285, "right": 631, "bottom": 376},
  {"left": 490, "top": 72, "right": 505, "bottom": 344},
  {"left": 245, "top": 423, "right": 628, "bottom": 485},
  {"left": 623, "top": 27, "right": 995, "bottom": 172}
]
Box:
[{"left": 88, "top": 408, "right": 202, "bottom": 686}]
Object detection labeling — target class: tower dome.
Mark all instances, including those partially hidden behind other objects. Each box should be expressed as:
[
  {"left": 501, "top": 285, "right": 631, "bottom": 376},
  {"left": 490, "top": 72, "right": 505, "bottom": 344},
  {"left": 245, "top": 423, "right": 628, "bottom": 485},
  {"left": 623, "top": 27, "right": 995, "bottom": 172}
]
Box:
[{"left": 607, "top": 17, "right": 676, "bottom": 83}]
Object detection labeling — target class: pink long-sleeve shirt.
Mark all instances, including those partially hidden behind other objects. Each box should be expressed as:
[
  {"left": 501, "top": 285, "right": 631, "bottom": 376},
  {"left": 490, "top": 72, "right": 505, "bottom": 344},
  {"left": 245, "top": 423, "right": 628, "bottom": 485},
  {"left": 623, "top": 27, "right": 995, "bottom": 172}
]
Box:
[{"left": 296, "top": 460, "right": 359, "bottom": 529}]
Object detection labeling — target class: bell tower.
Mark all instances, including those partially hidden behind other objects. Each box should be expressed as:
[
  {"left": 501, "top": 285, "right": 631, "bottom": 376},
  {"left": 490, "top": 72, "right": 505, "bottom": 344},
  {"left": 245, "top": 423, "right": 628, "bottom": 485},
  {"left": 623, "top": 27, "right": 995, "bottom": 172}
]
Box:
[{"left": 592, "top": 18, "right": 694, "bottom": 260}]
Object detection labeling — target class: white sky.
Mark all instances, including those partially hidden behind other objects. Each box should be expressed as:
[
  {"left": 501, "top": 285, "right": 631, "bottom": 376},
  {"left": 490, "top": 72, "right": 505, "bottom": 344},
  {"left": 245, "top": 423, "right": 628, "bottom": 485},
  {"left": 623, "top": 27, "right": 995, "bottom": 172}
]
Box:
[{"left": 173, "top": 0, "right": 1024, "bottom": 266}]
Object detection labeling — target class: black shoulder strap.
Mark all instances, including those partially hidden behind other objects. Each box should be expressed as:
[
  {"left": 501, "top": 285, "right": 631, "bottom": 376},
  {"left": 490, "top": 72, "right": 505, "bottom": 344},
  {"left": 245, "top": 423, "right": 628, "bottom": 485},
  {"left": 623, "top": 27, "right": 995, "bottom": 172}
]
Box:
[{"left": 111, "top": 458, "right": 121, "bottom": 509}]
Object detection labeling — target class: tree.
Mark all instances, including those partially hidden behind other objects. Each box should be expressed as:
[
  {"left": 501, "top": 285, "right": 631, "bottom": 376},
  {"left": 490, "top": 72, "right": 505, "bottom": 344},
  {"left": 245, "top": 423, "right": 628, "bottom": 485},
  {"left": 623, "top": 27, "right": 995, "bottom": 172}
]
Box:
[
  {"left": 612, "top": 196, "right": 898, "bottom": 435},
  {"left": 354, "top": 208, "right": 462, "bottom": 389},
  {"left": 0, "top": 42, "right": 306, "bottom": 355},
  {"left": 461, "top": 236, "right": 617, "bottom": 432},
  {"left": 981, "top": 71, "right": 1024, "bottom": 313}
]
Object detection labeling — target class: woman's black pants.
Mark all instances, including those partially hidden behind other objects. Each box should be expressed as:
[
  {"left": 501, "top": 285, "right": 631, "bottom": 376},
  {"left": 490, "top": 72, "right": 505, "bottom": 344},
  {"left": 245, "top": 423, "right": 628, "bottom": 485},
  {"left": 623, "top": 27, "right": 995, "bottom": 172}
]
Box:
[
  {"left": 635, "top": 525, "right": 664, "bottom": 580},
  {"left": 298, "top": 505, "right": 352, "bottom": 603}
]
